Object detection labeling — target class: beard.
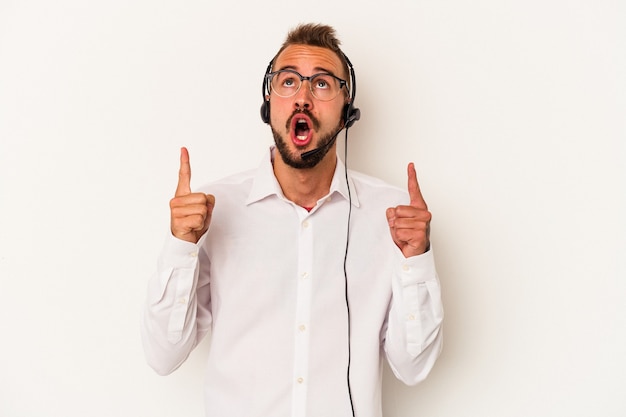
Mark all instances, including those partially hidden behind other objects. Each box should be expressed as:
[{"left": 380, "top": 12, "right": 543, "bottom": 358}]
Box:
[{"left": 271, "top": 110, "right": 342, "bottom": 169}]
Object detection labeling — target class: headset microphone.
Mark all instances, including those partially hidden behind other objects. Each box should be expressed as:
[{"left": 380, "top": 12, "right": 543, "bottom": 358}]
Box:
[{"left": 300, "top": 126, "right": 343, "bottom": 160}]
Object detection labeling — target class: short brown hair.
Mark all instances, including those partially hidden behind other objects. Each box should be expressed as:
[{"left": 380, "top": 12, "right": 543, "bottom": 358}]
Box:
[{"left": 272, "top": 23, "right": 350, "bottom": 83}]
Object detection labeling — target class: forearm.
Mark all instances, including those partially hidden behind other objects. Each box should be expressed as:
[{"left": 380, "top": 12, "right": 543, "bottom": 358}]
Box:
[
  {"left": 141, "top": 234, "right": 212, "bottom": 375},
  {"left": 383, "top": 248, "right": 444, "bottom": 385}
]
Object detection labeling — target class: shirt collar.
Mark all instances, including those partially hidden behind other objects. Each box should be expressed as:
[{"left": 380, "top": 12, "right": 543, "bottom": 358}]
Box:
[{"left": 245, "top": 146, "right": 360, "bottom": 208}]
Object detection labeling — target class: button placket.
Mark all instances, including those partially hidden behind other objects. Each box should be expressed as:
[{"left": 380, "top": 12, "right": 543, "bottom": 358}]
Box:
[
  {"left": 399, "top": 260, "right": 422, "bottom": 350},
  {"left": 292, "top": 213, "right": 313, "bottom": 416}
]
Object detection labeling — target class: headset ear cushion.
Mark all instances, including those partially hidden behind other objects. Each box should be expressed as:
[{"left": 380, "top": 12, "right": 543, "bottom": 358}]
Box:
[
  {"left": 343, "top": 104, "right": 361, "bottom": 129},
  {"left": 260, "top": 100, "right": 270, "bottom": 124}
]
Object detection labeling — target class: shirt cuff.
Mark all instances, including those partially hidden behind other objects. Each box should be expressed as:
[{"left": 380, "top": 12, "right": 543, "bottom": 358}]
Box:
[
  {"left": 394, "top": 246, "right": 437, "bottom": 287},
  {"left": 157, "top": 232, "right": 207, "bottom": 270}
]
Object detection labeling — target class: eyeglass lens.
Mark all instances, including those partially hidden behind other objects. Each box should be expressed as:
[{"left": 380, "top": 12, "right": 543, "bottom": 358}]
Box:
[{"left": 271, "top": 71, "right": 343, "bottom": 101}]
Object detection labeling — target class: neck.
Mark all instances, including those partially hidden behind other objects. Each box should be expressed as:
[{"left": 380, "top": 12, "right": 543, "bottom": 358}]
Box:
[{"left": 273, "top": 149, "right": 337, "bottom": 208}]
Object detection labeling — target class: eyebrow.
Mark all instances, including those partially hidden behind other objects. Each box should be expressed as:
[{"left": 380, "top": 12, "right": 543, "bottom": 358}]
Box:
[{"left": 276, "top": 65, "right": 337, "bottom": 76}]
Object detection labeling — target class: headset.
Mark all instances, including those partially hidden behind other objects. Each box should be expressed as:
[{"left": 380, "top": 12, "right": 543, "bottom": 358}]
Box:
[
  {"left": 261, "top": 49, "right": 360, "bottom": 416},
  {"left": 260, "top": 51, "right": 360, "bottom": 129}
]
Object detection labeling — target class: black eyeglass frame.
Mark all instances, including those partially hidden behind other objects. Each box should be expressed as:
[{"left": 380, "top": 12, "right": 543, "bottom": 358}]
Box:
[{"left": 264, "top": 69, "right": 349, "bottom": 101}]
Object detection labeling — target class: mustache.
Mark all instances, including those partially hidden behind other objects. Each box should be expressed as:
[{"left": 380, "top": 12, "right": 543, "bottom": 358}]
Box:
[{"left": 285, "top": 109, "right": 320, "bottom": 131}]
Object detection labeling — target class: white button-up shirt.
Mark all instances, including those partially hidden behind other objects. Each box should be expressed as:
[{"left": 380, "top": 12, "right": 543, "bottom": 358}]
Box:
[{"left": 142, "top": 147, "right": 443, "bottom": 417}]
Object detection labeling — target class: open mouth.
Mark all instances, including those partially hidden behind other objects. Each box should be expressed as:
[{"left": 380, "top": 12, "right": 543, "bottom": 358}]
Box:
[
  {"left": 291, "top": 116, "right": 312, "bottom": 145},
  {"left": 295, "top": 119, "right": 309, "bottom": 140}
]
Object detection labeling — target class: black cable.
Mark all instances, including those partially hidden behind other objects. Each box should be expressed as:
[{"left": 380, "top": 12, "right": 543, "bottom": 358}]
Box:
[{"left": 342, "top": 128, "right": 355, "bottom": 417}]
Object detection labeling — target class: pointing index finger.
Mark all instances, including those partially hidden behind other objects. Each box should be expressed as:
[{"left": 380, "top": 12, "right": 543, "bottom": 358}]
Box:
[
  {"left": 407, "top": 162, "right": 427, "bottom": 209},
  {"left": 175, "top": 147, "right": 192, "bottom": 196}
]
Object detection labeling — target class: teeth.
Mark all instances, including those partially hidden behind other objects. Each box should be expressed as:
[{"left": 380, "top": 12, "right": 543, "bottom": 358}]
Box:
[
  {"left": 297, "top": 135, "right": 307, "bottom": 140},
  {"left": 297, "top": 119, "right": 307, "bottom": 125}
]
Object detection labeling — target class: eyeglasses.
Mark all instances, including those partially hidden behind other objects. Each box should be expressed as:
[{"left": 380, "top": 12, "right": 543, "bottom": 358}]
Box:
[{"left": 266, "top": 69, "right": 348, "bottom": 101}]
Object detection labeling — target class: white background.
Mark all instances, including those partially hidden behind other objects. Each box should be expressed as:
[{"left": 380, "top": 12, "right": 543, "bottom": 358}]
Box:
[{"left": 1, "top": 1, "right": 624, "bottom": 416}]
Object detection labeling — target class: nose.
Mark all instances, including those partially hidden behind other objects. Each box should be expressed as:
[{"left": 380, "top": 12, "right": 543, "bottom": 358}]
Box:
[{"left": 294, "top": 80, "right": 314, "bottom": 110}]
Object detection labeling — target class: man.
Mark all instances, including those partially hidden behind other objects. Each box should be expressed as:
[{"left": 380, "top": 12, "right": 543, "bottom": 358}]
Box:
[{"left": 142, "top": 23, "right": 443, "bottom": 417}]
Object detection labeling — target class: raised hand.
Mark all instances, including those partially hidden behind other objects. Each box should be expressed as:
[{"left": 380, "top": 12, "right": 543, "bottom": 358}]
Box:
[
  {"left": 386, "top": 163, "right": 432, "bottom": 258},
  {"left": 169, "top": 147, "right": 215, "bottom": 243}
]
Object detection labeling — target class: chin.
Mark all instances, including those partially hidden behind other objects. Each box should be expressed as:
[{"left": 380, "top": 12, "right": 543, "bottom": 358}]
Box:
[{"left": 272, "top": 127, "right": 327, "bottom": 169}]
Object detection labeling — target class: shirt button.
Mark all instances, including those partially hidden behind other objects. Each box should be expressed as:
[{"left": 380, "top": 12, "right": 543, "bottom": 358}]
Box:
[
  {"left": 302, "top": 220, "right": 309, "bottom": 228},
  {"left": 301, "top": 272, "right": 309, "bottom": 279},
  {"left": 407, "top": 314, "right": 416, "bottom": 321},
  {"left": 190, "top": 251, "right": 198, "bottom": 257},
  {"left": 178, "top": 297, "right": 187, "bottom": 305},
  {"left": 298, "top": 325, "right": 306, "bottom": 332},
  {"left": 402, "top": 264, "right": 410, "bottom": 272},
  {"left": 297, "top": 377, "right": 304, "bottom": 384}
]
